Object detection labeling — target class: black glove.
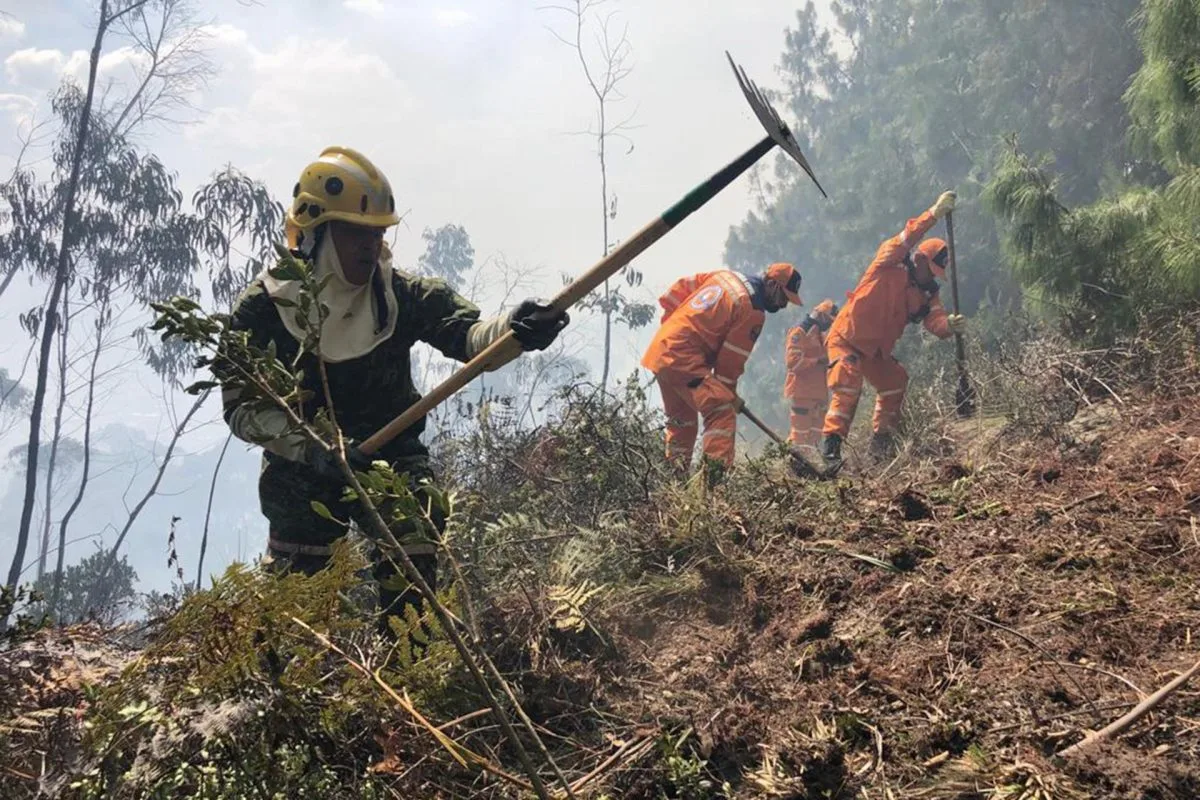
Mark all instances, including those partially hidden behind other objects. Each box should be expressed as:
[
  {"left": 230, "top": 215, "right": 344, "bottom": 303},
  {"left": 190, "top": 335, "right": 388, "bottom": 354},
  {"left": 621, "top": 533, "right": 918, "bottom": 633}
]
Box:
[
  {"left": 308, "top": 442, "right": 373, "bottom": 483},
  {"left": 510, "top": 299, "right": 569, "bottom": 351}
]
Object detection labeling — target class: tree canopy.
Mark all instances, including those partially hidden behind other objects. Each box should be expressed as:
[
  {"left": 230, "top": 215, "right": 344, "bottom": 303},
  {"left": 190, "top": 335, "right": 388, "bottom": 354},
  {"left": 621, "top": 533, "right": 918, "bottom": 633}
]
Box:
[{"left": 725, "top": 0, "right": 1150, "bottom": 421}]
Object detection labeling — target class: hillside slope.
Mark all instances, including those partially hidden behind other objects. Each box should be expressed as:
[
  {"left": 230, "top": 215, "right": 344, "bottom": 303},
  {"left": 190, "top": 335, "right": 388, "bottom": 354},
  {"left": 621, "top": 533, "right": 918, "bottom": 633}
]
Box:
[{"left": 3, "top": 358, "right": 1200, "bottom": 799}]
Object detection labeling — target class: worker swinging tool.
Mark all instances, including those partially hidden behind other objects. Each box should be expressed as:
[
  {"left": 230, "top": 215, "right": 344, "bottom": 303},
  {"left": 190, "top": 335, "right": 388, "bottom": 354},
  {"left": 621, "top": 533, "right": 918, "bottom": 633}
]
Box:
[
  {"left": 818, "top": 191, "right": 968, "bottom": 474},
  {"left": 216, "top": 52, "right": 830, "bottom": 640}
]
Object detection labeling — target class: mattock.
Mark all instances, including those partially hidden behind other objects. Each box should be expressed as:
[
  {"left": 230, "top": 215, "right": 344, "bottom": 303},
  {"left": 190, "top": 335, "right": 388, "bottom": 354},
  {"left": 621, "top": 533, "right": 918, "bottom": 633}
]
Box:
[
  {"left": 737, "top": 400, "right": 827, "bottom": 480},
  {"left": 359, "top": 51, "right": 828, "bottom": 456},
  {"left": 945, "top": 211, "right": 977, "bottom": 417}
]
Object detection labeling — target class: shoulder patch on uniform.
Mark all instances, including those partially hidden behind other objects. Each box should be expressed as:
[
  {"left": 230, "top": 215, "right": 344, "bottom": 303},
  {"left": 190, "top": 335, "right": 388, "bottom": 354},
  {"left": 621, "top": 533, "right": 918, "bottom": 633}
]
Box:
[
  {"left": 689, "top": 285, "right": 723, "bottom": 311},
  {"left": 750, "top": 325, "right": 762, "bottom": 341}
]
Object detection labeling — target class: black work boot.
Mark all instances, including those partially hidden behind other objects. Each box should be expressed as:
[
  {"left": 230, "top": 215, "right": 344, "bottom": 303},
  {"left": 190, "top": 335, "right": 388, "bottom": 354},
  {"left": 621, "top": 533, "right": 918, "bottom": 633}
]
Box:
[{"left": 819, "top": 434, "right": 843, "bottom": 474}]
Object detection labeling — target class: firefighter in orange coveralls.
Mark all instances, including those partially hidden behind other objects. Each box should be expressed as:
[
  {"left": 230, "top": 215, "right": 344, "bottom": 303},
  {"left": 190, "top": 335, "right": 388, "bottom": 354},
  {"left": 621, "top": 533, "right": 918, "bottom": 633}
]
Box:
[
  {"left": 642, "top": 263, "right": 803, "bottom": 470},
  {"left": 784, "top": 299, "right": 838, "bottom": 449},
  {"left": 819, "top": 191, "right": 967, "bottom": 468}
]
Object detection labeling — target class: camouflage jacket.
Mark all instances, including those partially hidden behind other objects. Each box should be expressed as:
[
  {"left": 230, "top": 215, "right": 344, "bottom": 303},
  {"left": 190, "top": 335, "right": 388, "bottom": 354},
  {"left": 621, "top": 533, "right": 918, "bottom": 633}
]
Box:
[{"left": 222, "top": 267, "right": 484, "bottom": 471}]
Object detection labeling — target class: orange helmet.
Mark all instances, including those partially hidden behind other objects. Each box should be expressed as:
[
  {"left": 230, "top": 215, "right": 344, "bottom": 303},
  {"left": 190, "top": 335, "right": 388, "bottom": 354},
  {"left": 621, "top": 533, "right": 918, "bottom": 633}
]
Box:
[
  {"left": 764, "top": 262, "right": 802, "bottom": 305},
  {"left": 916, "top": 238, "right": 949, "bottom": 278}
]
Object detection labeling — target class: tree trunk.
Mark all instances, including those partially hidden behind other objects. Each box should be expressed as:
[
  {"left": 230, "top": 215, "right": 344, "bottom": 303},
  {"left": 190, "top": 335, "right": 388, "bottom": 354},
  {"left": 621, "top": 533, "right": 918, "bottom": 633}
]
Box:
[
  {"left": 38, "top": 289, "right": 71, "bottom": 581},
  {"left": 194, "top": 430, "right": 232, "bottom": 591},
  {"left": 0, "top": 267, "right": 17, "bottom": 303},
  {"left": 89, "top": 389, "right": 209, "bottom": 606},
  {"left": 599, "top": 105, "right": 611, "bottom": 390},
  {"left": 3, "top": 1, "right": 109, "bottom": 630},
  {"left": 51, "top": 308, "right": 105, "bottom": 617}
]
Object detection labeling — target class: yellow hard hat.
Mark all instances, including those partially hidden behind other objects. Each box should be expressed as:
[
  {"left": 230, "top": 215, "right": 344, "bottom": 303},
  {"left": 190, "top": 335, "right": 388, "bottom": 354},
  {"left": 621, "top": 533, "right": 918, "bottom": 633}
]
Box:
[{"left": 285, "top": 146, "right": 400, "bottom": 250}]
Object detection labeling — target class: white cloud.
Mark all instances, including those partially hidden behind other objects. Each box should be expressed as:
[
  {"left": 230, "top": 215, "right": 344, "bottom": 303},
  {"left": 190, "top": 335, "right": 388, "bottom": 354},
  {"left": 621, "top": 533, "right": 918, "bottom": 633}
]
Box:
[
  {"left": 0, "top": 17, "right": 25, "bottom": 39},
  {"left": 0, "top": 91, "right": 35, "bottom": 127},
  {"left": 4, "top": 47, "right": 65, "bottom": 86},
  {"left": 343, "top": 0, "right": 385, "bottom": 16},
  {"left": 96, "top": 46, "right": 152, "bottom": 80},
  {"left": 0, "top": 93, "right": 34, "bottom": 112},
  {"left": 198, "top": 23, "right": 250, "bottom": 48},
  {"left": 185, "top": 33, "right": 419, "bottom": 164},
  {"left": 433, "top": 8, "right": 474, "bottom": 27},
  {"left": 5, "top": 45, "right": 152, "bottom": 91}
]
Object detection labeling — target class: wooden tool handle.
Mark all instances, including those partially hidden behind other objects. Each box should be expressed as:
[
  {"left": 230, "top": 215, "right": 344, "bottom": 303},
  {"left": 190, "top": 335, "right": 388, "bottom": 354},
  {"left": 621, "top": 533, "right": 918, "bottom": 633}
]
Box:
[
  {"left": 739, "top": 403, "right": 787, "bottom": 446},
  {"left": 945, "top": 211, "right": 968, "bottom": 366},
  {"left": 359, "top": 136, "right": 778, "bottom": 456}
]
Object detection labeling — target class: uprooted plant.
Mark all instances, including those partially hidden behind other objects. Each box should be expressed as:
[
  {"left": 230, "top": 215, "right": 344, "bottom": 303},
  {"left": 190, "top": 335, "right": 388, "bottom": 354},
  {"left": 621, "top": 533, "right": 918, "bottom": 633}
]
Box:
[{"left": 150, "top": 244, "right": 575, "bottom": 799}]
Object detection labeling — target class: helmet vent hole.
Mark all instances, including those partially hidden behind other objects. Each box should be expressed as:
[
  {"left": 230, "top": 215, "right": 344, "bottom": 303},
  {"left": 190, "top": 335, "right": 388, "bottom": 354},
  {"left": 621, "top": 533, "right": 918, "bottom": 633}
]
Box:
[
  {"left": 360, "top": 195, "right": 369, "bottom": 212},
  {"left": 308, "top": 205, "right": 321, "bottom": 219},
  {"left": 292, "top": 182, "right": 301, "bottom": 198},
  {"left": 296, "top": 202, "right": 309, "bottom": 216},
  {"left": 325, "top": 177, "right": 344, "bottom": 196},
  {"left": 388, "top": 195, "right": 395, "bottom": 212}
]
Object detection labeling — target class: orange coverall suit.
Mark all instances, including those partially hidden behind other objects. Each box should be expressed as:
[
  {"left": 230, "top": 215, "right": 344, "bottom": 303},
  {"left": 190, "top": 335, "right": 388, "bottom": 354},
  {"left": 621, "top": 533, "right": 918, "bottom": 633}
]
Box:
[
  {"left": 784, "top": 320, "right": 829, "bottom": 448},
  {"left": 642, "top": 270, "right": 766, "bottom": 467},
  {"left": 822, "top": 210, "right": 954, "bottom": 439}
]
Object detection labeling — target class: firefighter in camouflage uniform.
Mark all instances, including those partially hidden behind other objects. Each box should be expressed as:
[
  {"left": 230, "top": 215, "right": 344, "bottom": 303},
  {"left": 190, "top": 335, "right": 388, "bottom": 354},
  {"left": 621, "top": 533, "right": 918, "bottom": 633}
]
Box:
[{"left": 220, "top": 146, "right": 568, "bottom": 636}]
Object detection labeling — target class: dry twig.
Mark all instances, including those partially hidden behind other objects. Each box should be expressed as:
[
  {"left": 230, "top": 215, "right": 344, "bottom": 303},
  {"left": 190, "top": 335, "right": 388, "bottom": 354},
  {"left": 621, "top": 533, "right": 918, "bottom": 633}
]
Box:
[{"left": 1059, "top": 657, "right": 1200, "bottom": 757}]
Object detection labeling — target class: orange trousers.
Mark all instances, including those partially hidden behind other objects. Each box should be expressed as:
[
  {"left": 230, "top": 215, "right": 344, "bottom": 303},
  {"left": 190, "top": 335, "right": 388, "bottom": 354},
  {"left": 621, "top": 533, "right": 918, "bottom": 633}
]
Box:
[
  {"left": 787, "top": 393, "right": 828, "bottom": 448},
  {"left": 656, "top": 372, "right": 738, "bottom": 468},
  {"left": 822, "top": 337, "right": 908, "bottom": 439}
]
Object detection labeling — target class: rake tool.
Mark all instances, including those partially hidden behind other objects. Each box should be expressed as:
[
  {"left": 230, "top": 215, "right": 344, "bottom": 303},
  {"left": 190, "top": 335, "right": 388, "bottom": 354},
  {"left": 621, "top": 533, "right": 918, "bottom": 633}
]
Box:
[
  {"left": 737, "top": 401, "right": 826, "bottom": 480},
  {"left": 359, "top": 52, "right": 827, "bottom": 456},
  {"left": 944, "top": 211, "right": 977, "bottom": 417}
]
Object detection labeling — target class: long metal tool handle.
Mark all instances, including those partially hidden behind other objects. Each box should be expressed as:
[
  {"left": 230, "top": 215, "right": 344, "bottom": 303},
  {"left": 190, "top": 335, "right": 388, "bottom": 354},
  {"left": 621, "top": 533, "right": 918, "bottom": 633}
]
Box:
[
  {"left": 359, "top": 136, "right": 776, "bottom": 455},
  {"left": 945, "top": 211, "right": 976, "bottom": 416},
  {"left": 945, "top": 211, "right": 965, "bottom": 362}
]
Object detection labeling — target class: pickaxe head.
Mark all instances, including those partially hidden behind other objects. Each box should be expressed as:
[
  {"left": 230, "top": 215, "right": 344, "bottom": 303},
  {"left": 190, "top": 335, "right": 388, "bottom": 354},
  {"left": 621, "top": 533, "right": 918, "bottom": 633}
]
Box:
[{"left": 726, "top": 51, "right": 828, "bottom": 199}]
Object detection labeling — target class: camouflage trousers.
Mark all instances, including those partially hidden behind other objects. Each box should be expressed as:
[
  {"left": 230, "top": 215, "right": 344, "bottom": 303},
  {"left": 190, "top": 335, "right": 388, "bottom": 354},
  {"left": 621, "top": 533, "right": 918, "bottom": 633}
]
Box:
[{"left": 258, "top": 455, "right": 446, "bottom": 638}]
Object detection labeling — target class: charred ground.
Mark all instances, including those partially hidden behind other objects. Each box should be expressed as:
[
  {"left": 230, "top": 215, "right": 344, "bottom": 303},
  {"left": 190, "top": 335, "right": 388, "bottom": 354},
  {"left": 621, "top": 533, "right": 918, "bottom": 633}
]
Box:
[{"left": 3, "top": 319, "right": 1200, "bottom": 799}]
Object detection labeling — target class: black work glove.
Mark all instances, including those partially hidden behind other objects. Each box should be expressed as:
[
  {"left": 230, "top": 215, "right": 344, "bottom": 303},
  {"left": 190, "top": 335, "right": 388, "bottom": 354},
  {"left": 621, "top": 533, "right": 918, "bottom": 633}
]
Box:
[
  {"left": 510, "top": 299, "right": 569, "bottom": 351},
  {"left": 307, "top": 441, "right": 373, "bottom": 483}
]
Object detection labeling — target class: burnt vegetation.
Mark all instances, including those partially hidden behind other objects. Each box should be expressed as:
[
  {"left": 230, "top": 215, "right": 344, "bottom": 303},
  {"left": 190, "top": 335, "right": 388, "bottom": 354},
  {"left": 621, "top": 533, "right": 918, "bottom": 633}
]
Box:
[{"left": 4, "top": 0, "right": 1200, "bottom": 797}]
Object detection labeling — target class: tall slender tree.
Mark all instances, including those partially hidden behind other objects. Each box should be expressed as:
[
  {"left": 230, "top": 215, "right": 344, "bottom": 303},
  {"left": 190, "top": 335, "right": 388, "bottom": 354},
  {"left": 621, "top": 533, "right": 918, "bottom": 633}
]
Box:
[{"left": 543, "top": 0, "right": 652, "bottom": 389}]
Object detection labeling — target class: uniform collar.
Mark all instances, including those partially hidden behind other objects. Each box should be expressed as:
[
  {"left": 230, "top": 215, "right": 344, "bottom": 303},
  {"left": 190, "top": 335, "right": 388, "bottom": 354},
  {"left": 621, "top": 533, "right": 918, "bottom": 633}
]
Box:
[{"left": 740, "top": 272, "right": 768, "bottom": 311}]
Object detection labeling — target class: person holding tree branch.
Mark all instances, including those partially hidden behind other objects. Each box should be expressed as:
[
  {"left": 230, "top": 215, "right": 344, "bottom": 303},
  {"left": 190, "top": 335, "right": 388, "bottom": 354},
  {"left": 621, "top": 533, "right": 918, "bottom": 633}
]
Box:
[{"left": 219, "top": 146, "right": 567, "bottom": 638}]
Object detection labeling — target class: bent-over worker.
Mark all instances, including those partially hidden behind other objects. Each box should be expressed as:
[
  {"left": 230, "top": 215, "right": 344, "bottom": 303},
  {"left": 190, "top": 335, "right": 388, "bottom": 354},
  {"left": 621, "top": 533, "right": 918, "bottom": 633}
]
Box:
[
  {"left": 642, "top": 263, "right": 803, "bottom": 470},
  {"left": 784, "top": 299, "right": 838, "bottom": 449}
]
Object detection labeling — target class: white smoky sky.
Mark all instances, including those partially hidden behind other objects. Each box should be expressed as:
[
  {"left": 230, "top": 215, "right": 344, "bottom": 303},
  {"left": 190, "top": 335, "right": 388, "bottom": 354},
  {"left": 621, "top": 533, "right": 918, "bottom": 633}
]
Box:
[{"left": 0, "top": 0, "right": 832, "bottom": 451}]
